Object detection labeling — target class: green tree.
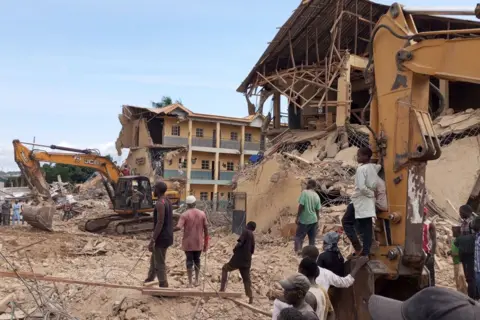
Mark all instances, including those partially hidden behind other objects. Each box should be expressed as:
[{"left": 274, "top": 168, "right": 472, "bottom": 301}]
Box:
[{"left": 151, "top": 96, "right": 182, "bottom": 108}]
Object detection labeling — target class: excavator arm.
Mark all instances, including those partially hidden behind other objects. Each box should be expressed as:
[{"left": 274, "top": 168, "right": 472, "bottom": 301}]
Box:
[
  {"left": 336, "top": 3, "right": 480, "bottom": 319},
  {"left": 13, "top": 140, "right": 120, "bottom": 203}
]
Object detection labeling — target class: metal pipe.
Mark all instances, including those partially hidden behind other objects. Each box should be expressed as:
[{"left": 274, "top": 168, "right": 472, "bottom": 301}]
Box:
[{"left": 403, "top": 4, "right": 480, "bottom": 18}]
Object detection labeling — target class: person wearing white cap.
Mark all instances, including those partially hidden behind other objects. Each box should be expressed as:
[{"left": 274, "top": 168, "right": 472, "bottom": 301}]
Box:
[{"left": 174, "top": 195, "right": 209, "bottom": 287}]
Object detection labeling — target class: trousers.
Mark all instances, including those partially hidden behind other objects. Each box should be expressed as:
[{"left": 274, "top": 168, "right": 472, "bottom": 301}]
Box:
[
  {"left": 294, "top": 222, "right": 318, "bottom": 253},
  {"left": 146, "top": 247, "right": 169, "bottom": 287},
  {"left": 342, "top": 203, "right": 373, "bottom": 256},
  {"left": 425, "top": 253, "right": 436, "bottom": 286},
  {"left": 1, "top": 213, "right": 10, "bottom": 226},
  {"left": 185, "top": 251, "right": 202, "bottom": 270},
  {"left": 220, "top": 263, "right": 252, "bottom": 298},
  {"left": 461, "top": 256, "right": 478, "bottom": 299}
]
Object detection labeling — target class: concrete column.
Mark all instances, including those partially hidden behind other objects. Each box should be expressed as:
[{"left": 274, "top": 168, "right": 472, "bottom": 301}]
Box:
[
  {"left": 335, "top": 59, "right": 352, "bottom": 127},
  {"left": 240, "top": 125, "right": 245, "bottom": 168},
  {"left": 215, "top": 122, "right": 220, "bottom": 148},
  {"left": 273, "top": 92, "right": 281, "bottom": 129},
  {"left": 439, "top": 80, "right": 449, "bottom": 115},
  {"left": 213, "top": 151, "right": 220, "bottom": 212},
  {"left": 186, "top": 119, "right": 193, "bottom": 195}
]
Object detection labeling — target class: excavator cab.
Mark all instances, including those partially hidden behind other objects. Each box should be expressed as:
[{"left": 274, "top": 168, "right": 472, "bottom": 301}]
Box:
[{"left": 113, "top": 176, "right": 153, "bottom": 213}]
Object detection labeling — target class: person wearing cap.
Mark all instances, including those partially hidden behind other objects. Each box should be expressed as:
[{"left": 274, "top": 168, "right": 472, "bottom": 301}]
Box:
[
  {"left": 173, "top": 195, "right": 208, "bottom": 288},
  {"left": 272, "top": 273, "right": 319, "bottom": 320},
  {"left": 422, "top": 207, "right": 437, "bottom": 286},
  {"left": 368, "top": 286, "right": 480, "bottom": 320},
  {"left": 220, "top": 221, "right": 256, "bottom": 304}
]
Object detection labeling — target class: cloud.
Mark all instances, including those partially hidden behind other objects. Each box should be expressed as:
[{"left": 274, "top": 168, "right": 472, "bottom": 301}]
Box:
[
  {"left": 0, "top": 141, "right": 128, "bottom": 172},
  {"left": 113, "top": 74, "right": 237, "bottom": 90}
]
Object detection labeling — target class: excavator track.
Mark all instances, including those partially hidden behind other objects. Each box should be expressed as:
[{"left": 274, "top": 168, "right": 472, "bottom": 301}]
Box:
[
  {"left": 78, "top": 214, "right": 153, "bottom": 235},
  {"left": 78, "top": 212, "right": 181, "bottom": 235}
]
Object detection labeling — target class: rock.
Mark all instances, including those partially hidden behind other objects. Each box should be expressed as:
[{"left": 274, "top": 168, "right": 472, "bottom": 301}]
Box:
[
  {"left": 326, "top": 143, "right": 339, "bottom": 158},
  {"left": 125, "top": 308, "right": 143, "bottom": 320}
]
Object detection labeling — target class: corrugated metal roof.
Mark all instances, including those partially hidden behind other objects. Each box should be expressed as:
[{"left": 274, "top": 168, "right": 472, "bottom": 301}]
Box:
[{"left": 237, "top": 0, "right": 480, "bottom": 92}]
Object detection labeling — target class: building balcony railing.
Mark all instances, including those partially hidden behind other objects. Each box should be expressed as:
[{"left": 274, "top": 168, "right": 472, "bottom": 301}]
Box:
[
  {"left": 219, "top": 171, "right": 235, "bottom": 181},
  {"left": 220, "top": 139, "right": 240, "bottom": 150},
  {"left": 164, "top": 136, "right": 188, "bottom": 146},
  {"left": 192, "top": 136, "right": 217, "bottom": 148},
  {"left": 191, "top": 170, "right": 213, "bottom": 180},
  {"left": 244, "top": 141, "right": 261, "bottom": 151}
]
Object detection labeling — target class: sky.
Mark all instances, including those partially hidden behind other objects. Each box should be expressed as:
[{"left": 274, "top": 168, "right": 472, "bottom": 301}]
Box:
[{"left": 0, "top": 0, "right": 475, "bottom": 171}]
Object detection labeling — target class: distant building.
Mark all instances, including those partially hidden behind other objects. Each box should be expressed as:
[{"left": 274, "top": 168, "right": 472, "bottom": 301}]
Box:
[{"left": 116, "top": 104, "right": 264, "bottom": 202}]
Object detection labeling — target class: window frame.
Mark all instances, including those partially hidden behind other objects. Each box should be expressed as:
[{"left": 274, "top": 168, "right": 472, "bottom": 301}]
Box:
[
  {"left": 200, "top": 192, "right": 209, "bottom": 201},
  {"left": 171, "top": 125, "right": 181, "bottom": 136},
  {"left": 201, "top": 160, "right": 210, "bottom": 170},
  {"left": 226, "top": 161, "right": 234, "bottom": 171},
  {"left": 195, "top": 128, "right": 204, "bottom": 138},
  {"left": 230, "top": 132, "right": 238, "bottom": 141},
  {"left": 244, "top": 133, "right": 252, "bottom": 142}
]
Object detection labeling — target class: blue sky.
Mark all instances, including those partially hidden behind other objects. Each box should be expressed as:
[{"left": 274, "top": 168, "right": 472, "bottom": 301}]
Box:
[{"left": 0, "top": 0, "right": 475, "bottom": 170}]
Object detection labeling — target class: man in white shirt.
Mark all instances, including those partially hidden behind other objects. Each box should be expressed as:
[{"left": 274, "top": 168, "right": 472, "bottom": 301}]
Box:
[{"left": 342, "top": 147, "right": 387, "bottom": 257}]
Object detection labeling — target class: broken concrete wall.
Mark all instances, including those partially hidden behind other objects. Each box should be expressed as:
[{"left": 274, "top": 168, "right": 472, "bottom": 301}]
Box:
[
  {"left": 236, "top": 157, "right": 301, "bottom": 231},
  {"left": 126, "top": 148, "right": 154, "bottom": 180},
  {"left": 115, "top": 116, "right": 154, "bottom": 155},
  {"left": 426, "top": 136, "right": 480, "bottom": 220}
]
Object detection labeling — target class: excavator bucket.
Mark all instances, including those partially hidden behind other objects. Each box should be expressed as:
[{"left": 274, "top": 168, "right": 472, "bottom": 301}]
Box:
[
  {"left": 22, "top": 204, "right": 56, "bottom": 232},
  {"left": 332, "top": 260, "right": 429, "bottom": 320}
]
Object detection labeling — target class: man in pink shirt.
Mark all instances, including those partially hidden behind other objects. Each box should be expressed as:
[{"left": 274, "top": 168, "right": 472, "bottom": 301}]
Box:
[{"left": 174, "top": 195, "right": 209, "bottom": 287}]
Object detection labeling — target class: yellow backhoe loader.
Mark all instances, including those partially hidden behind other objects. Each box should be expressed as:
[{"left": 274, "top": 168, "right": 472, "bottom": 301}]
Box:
[
  {"left": 13, "top": 140, "right": 181, "bottom": 234},
  {"left": 334, "top": 3, "right": 480, "bottom": 319}
]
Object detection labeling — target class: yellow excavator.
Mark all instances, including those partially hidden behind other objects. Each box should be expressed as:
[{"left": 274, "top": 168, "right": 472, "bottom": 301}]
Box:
[
  {"left": 13, "top": 140, "right": 181, "bottom": 234},
  {"left": 335, "top": 3, "right": 480, "bottom": 319}
]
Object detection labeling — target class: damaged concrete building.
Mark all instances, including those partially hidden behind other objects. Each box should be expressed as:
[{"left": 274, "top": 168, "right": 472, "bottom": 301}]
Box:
[
  {"left": 235, "top": 0, "right": 480, "bottom": 228},
  {"left": 115, "top": 104, "right": 263, "bottom": 202}
]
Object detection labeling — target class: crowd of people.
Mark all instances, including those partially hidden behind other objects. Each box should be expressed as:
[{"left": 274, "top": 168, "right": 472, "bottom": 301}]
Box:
[
  {"left": 135, "top": 146, "right": 480, "bottom": 319},
  {"left": 0, "top": 199, "right": 24, "bottom": 226}
]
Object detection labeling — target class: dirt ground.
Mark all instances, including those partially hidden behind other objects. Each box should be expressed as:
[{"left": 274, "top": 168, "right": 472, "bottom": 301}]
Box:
[{"left": 0, "top": 206, "right": 457, "bottom": 320}]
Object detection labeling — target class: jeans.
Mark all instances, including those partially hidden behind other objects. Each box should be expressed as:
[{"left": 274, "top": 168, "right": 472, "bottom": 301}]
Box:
[
  {"left": 1, "top": 213, "right": 10, "bottom": 226},
  {"left": 357, "top": 218, "right": 373, "bottom": 256},
  {"left": 462, "top": 255, "right": 478, "bottom": 299},
  {"left": 12, "top": 212, "right": 20, "bottom": 225},
  {"left": 294, "top": 222, "right": 318, "bottom": 253},
  {"left": 185, "top": 251, "right": 201, "bottom": 270}
]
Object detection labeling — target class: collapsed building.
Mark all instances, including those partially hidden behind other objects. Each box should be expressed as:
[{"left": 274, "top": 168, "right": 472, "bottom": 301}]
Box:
[
  {"left": 234, "top": 0, "right": 480, "bottom": 229},
  {"left": 115, "top": 104, "right": 264, "bottom": 203}
]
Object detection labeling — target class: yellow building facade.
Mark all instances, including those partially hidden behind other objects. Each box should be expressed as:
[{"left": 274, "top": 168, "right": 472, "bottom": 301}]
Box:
[{"left": 116, "top": 104, "right": 264, "bottom": 203}]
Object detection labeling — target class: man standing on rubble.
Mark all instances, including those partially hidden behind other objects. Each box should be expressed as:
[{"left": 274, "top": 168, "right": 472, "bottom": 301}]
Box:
[
  {"left": 147, "top": 181, "right": 173, "bottom": 288},
  {"left": 295, "top": 179, "right": 321, "bottom": 254},
  {"left": 174, "top": 195, "right": 209, "bottom": 288},
  {"left": 1, "top": 200, "right": 11, "bottom": 226}
]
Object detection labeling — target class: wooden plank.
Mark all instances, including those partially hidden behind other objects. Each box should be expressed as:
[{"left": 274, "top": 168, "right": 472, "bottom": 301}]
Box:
[
  {"left": 142, "top": 288, "right": 242, "bottom": 298},
  {"left": 0, "top": 270, "right": 146, "bottom": 291},
  {"left": 226, "top": 298, "right": 272, "bottom": 317},
  {"left": 11, "top": 239, "right": 47, "bottom": 254}
]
